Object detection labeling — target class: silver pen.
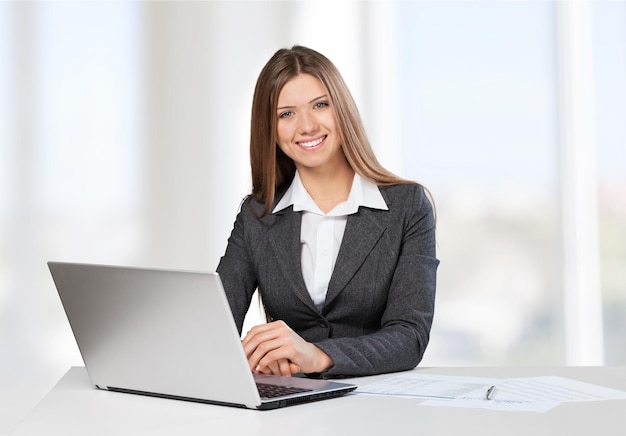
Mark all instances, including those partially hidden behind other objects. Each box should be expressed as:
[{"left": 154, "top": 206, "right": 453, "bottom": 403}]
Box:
[{"left": 486, "top": 385, "right": 496, "bottom": 400}]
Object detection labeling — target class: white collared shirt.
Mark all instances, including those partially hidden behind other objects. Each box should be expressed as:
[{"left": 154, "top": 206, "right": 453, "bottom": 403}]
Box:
[{"left": 273, "top": 171, "right": 388, "bottom": 311}]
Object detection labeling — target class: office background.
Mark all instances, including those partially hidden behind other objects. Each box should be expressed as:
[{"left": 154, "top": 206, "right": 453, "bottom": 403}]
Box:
[{"left": 1, "top": 0, "right": 624, "bottom": 432}]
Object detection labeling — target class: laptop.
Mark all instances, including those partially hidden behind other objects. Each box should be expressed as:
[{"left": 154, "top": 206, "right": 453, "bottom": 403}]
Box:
[{"left": 47, "top": 261, "right": 356, "bottom": 410}]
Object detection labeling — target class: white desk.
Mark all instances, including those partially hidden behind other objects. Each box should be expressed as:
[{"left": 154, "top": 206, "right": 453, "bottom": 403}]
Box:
[{"left": 11, "top": 366, "right": 626, "bottom": 436}]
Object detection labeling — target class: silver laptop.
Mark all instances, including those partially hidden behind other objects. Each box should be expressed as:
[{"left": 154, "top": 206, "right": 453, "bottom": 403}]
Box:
[{"left": 48, "top": 261, "right": 356, "bottom": 410}]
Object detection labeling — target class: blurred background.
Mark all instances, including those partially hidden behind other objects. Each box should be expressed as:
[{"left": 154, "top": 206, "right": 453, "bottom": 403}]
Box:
[{"left": 1, "top": 0, "right": 624, "bottom": 433}]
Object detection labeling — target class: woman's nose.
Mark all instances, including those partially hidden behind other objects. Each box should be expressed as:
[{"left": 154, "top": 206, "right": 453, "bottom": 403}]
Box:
[{"left": 297, "top": 111, "right": 318, "bottom": 134}]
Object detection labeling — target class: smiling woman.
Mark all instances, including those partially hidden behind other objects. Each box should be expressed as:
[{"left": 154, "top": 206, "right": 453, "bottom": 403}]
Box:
[{"left": 216, "top": 45, "right": 439, "bottom": 378}]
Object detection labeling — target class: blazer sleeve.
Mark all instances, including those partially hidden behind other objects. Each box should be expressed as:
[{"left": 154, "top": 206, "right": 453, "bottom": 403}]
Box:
[
  {"left": 314, "top": 185, "right": 438, "bottom": 378},
  {"left": 216, "top": 198, "right": 260, "bottom": 333}
]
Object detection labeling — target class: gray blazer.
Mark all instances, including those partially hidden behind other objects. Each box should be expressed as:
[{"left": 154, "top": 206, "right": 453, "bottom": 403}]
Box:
[{"left": 216, "top": 182, "right": 438, "bottom": 378}]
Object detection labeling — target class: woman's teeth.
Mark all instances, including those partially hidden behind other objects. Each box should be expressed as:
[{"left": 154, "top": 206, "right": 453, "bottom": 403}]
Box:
[{"left": 299, "top": 136, "right": 325, "bottom": 148}]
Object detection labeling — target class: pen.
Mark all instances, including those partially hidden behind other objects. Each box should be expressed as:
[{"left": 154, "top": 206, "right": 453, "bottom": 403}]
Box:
[{"left": 486, "top": 385, "right": 496, "bottom": 400}]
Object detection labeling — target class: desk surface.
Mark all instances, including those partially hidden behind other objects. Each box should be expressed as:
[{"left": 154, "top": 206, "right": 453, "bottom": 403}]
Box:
[{"left": 11, "top": 366, "right": 626, "bottom": 436}]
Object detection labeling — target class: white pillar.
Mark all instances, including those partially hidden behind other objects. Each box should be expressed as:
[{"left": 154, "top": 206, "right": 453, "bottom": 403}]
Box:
[
  {"left": 361, "top": 1, "right": 402, "bottom": 176},
  {"left": 556, "top": 0, "right": 604, "bottom": 365},
  {"left": 141, "top": 2, "right": 260, "bottom": 270}
]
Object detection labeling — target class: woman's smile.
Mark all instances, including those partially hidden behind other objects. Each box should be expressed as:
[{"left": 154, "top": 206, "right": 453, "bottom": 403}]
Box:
[{"left": 297, "top": 135, "right": 327, "bottom": 149}]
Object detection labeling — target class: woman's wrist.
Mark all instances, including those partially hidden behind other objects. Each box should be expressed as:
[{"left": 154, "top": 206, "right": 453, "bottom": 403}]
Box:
[{"left": 311, "top": 345, "right": 333, "bottom": 373}]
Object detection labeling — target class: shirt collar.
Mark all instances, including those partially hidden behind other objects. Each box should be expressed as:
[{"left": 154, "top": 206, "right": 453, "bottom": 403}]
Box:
[{"left": 273, "top": 170, "right": 388, "bottom": 216}]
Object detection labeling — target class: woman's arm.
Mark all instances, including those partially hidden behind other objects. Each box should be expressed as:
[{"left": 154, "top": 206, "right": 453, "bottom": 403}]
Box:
[
  {"left": 216, "top": 199, "right": 259, "bottom": 333},
  {"left": 314, "top": 185, "right": 438, "bottom": 377}
]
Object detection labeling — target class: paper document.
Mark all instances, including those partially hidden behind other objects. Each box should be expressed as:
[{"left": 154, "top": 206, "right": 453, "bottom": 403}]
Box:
[
  {"left": 356, "top": 373, "right": 494, "bottom": 399},
  {"left": 485, "top": 376, "right": 626, "bottom": 402},
  {"left": 422, "top": 376, "right": 626, "bottom": 413},
  {"left": 357, "top": 373, "right": 626, "bottom": 413}
]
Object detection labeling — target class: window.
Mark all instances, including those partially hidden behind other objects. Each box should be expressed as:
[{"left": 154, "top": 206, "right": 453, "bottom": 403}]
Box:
[{"left": 398, "top": 1, "right": 563, "bottom": 365}]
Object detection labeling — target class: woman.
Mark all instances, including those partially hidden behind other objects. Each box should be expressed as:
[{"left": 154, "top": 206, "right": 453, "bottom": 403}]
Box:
[{"left": 216, "top": 45, "right": 438, "bottom": 378}]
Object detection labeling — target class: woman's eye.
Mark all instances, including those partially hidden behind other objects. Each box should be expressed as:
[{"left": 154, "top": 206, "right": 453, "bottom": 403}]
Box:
[
  {"left": 279, "top": 111, "right": 293, "bottom": 119},
  {"left": 314, "top": 102, "right": 329, "bottom": 109}
]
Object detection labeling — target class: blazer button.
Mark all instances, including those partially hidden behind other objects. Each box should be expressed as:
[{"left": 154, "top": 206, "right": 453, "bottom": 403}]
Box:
[{"left": 317, "top": 320, "right": 329, "bottom": 328}]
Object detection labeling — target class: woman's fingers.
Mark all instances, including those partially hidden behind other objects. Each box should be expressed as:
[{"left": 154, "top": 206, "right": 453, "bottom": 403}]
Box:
[{"left": 243, "top": 321, "right": 297, "bottom": 375}]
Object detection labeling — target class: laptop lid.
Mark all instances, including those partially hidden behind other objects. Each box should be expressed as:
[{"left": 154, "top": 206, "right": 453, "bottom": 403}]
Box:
[{"left": 48, "top": 262, "right": 356, "bottom": 410}]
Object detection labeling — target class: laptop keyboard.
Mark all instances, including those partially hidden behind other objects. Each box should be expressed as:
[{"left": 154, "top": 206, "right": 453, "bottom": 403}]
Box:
[{"left": 256, "top": 383, "right": 312, "bottom": 399}]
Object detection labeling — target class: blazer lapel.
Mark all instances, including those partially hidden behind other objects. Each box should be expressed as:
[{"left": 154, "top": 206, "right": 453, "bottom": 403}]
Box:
[
  {"left": 268, "top": 208, "right": 318, "bottom": 311},
  {"left": 325, "top": 206, "right": 388, "bottom": 307}
]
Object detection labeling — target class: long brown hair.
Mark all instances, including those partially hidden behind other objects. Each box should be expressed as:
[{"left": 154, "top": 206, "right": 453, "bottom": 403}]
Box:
[{"left": 250, "top": 45, "right": 414, "bottom": 217}]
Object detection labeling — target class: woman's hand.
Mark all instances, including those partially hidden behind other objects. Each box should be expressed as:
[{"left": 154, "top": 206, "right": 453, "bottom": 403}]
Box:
[{"left": 242, "top": 320, "right": 333, "bottom": 376}]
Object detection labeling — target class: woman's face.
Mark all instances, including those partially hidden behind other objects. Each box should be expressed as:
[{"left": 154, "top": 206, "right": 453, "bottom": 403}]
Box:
[{"left": 275, "top": 74, "right": 344, "bottom": 175}]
